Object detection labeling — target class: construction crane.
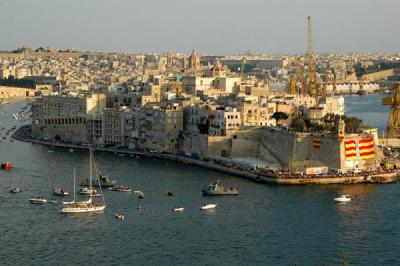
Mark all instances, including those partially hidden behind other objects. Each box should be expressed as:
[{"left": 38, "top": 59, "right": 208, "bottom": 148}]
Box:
[
  {"left": 285, "top": 57, "right": 305, "bottom": 95},
  {"left": 306, "top": 16, "right": 318, "bottom": 98},
  {"left": 382, "top": 83, "right": 400, "bottom": 138},
  {"left": 240, "top": 57, "right": 246, "bottom": 79}
]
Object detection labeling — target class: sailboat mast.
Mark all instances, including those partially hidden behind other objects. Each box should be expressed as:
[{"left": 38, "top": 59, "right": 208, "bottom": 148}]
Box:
[
  {"left": 73, "top": 168, "right": 76, "bottom": 202},
  {"left": 89, "top": 149, "right": 92, "bottom": 191}
]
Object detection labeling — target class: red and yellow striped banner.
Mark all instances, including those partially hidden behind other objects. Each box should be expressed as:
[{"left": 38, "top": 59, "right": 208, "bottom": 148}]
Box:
[
  {"left": 344, "top": 138, "right": 375, "bottom": 160},
  {"left": 313, "top": 138, "right": 321, "bottom": 149}
]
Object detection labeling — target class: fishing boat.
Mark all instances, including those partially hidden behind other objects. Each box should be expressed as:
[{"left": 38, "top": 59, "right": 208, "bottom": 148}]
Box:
[
  {"left": 109, "top": 185, "right": 131, "bottom": 192},
  {"left": 53, "top": 188, "right": 69, "bottom": 196},
  {"left": 202, "top": 180, "right": 239, "bottom": 196},
  {"left": 200, "top": 203, "right": 217, "bottom": 210},
  {"left": 29, "top": 196, "right": 48, "bottom": 204},
  {"left": 61, "top": 150, "right": 106, "bottom": 214},
  {"left": 172, "top": 207, "right": 184, "bottom": 212},
  {"left": 80, "top": 173, "right": 116, "bottom": 188},
  {"left": 1, "top": 161, "right": 13, "bottom": 170},
  {"left": 334, "top": 195, "right": 351, "bottom": 202},
  {"left": 10, "top": 186, "right": 22, "bottom": 193}
]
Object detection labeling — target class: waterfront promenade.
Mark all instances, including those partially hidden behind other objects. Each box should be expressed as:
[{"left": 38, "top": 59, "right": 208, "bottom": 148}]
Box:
[{"left": 13, "top": 125, "right": 399, "bottom": 186}]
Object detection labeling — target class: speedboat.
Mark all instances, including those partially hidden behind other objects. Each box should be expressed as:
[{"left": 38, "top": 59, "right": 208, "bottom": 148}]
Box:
[
  {"left": 115, "top": 213, "right": 125, "bottom": 220},
  {"left": 29, "top": 196, "right": 48, "bottom": 204},
  {"left": 172, "top": 207, "right": 184, "bottom": 212},
  {"left": 10, "top": 186, "right": 22, "bottom": 193},
  {"left": 78, "top": 187, "right": 97, "bottom": 195},
  {"left": 53, "top": 188, "right": 69, "bottom": 196},
  {"left": 334, "top": 195, "right": 351, "bottom": 202},
  {"left": 200, "top": 203, "right": 217, "bottom": 210}
]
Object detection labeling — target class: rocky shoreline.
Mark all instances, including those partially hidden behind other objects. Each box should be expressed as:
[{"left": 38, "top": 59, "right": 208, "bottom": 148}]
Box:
[{"left": 12, "top": 125, "right": 399, "bottom": 186}]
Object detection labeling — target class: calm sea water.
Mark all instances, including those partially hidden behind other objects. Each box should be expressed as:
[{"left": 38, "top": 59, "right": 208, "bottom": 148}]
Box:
[
  {"left": 344, "top": 94, "right": 390, "bottom": 134},
  {"left": 0, "top": 98, "right": 398, "bottom": 265}
]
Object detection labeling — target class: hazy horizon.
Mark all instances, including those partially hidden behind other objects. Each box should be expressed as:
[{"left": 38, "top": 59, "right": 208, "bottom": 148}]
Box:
[{"left": 0, "top": 0, "right": 399, "bottom": 54}]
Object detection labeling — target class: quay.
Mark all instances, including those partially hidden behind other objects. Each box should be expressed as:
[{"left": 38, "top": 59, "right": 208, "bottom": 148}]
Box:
[{"left": 13, "top": 125, "right": 399, "bottom": 186}]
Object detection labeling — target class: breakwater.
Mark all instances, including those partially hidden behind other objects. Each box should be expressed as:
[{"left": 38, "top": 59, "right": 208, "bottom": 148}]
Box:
[{"left": 13, "top": 125, "right": 399, "bottom": 186}]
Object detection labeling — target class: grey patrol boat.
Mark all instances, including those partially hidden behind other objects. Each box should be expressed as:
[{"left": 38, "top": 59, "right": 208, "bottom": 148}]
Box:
[
  {"left": 81, "top": 173, "right": 116, "bottom": 188},
  {"left": 202, "top": 180, "right": 239, "bottom": 196}
]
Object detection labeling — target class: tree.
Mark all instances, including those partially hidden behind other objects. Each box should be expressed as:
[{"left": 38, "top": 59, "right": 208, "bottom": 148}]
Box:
[
  {"left": 290, "top": 117, "right": 307, "bottom": 132},
  {"left": 344, "top": 116, "right": 363, "bottom": 133},
  {"left": 272, "top": 111, "right": 288, "bottom": 124}
]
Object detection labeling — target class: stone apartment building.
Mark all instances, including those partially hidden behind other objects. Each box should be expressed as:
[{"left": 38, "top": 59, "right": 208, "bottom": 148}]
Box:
[
  {"left": 134, "top": 103, "right": 183, "bottom": 152},
  {"left": 32, "top": 92, "right": 106, "bottom": 143}
]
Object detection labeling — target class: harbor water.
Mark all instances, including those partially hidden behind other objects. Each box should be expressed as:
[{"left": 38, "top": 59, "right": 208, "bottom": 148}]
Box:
[{"left": 0, "top": 97, "right": 399, "bottom": 265}]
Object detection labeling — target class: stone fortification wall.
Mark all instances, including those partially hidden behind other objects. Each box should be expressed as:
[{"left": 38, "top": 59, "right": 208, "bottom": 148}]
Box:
[
  {"left": 260, "top": 128, "right": 295, "bottom": 167},
  {"left": 0, "top": 86, "right": 37, "bottom": 98},
  {"left": 180, "top": 128, "right": 263, "bottom": 158},
  {"left": 32, "top": 123, "right": 88, "bottom": 143},
  {"left": 261, "top": 128, "right": 341, "bottom": 170},
  {"left": 231, "top": 139, "right": 259, "bottom": 157}
]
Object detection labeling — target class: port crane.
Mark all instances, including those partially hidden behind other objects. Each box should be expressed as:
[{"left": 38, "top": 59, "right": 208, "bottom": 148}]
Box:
[{"left": 382, "top": 83, "right": 400, "bottom": 138}]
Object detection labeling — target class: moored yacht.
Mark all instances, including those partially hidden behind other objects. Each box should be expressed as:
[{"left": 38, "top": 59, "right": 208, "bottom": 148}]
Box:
[{"left": 61, "top": 150, "right": 107, "bottom": 214}]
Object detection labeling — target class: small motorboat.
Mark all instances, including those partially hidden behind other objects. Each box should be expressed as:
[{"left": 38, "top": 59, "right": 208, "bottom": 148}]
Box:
[
  {"left": 109, "top": 185, "right": 132, "bottom": 192},
  {"left": 53, "top": 188, "right": 69, "bottom": 196},
  {"left": 200, "top": 203, "right": 217, "bottom": 210},
  {"left": 1, "top": 162, "right": 13, "bottom": 170},
  {"left": 136, "top": 205, "right": 143, "bottom": 210},
  {"left": 10, "top": 186, "right": 22, "bottom": 193},
  {"left": 172, "top": 207, "right": 184, "bottom": 212},
  {"left": 49, "top": 200, "right": 58, "bottom": 204},
  {"left": 137, "top": 191, "right": 144, "bottom": 199},
  {"left": 115, "top": 213, "right": 125, "bottom": 220},
  {"left": 167, "top": 191, "right": 175, "bottom": 196},
  {"left": 68, "top": 148, "right": 74, "bottom": 152},
  {"left": 334, "top": 195, "right": 351, "bottom": 202},
  {"left": 29, "top": 196, "right": 48, "bottom": 204},
  {"left": 78, "top": 187, "right": 96, "bottom": 195}
]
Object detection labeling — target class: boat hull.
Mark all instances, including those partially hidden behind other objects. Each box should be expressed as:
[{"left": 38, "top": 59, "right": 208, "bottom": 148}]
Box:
[
  {"left": 202, "top": 189, "right": 239, "bottom": 196},
  {"left": 61, "top": 205, "right": 106, "bottom": 214},
  {"left": 201, "top": 204, "right": 217, "bottom": 210},
  {"left": 29, "top": 199, "right": 47, "bottom": 204}
]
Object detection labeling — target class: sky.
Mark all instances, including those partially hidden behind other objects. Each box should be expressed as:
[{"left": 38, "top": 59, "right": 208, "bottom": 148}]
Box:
[{"left": 0, "top": 0, "right": 399, "bottom": 54}]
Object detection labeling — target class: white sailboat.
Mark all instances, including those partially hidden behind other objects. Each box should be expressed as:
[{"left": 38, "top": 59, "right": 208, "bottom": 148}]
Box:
[{"left": 61, "top": 150, "right": 106, "bottom": 214}]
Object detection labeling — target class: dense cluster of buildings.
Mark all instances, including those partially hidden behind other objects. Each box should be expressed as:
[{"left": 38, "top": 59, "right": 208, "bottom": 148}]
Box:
[{"left": 2, "top": 48, "right": 396, "bottom": 173}]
